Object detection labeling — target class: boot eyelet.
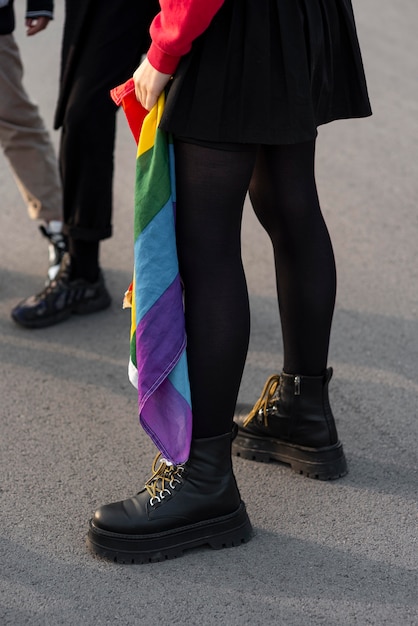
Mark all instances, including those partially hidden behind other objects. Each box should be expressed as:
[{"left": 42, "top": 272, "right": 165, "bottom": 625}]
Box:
[{"left": 145, "top": 454, "right": 187, "bottom": 506}]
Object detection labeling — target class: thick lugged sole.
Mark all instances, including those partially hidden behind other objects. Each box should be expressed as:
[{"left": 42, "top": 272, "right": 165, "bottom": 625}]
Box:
[
  {"left": 11, "top": 294, "right": 111, "bottom": 329},
  {"left": 11, "top": 308, "right": 72, "bottom": 329},
  {"left": 86, "top": 501, "right": 253, "bottom": 564},
  {"left": 232, "top": 431, "right": 347, "bottom": 480}
]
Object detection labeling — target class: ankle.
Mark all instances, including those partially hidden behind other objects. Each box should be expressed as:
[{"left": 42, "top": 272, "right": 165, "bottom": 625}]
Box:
[{"left": 68, "top": 239, "right": 100, "bottom": 282}]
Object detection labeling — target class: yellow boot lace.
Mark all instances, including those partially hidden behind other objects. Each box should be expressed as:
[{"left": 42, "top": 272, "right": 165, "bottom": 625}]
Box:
[
  {"left": 144, "top": 454, "right": 185, "bottom": 506},
  {"left": 243, "top": 374, "right": 281, "bottom": 428}
]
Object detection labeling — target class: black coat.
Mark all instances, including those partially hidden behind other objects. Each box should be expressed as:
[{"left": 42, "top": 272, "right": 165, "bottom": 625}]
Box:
[
  {"left": 0, "top": 0, "right": 53, "bottom": 35},
  {"left": 54, "top": 0, "right": 159, "bottom": 129}
]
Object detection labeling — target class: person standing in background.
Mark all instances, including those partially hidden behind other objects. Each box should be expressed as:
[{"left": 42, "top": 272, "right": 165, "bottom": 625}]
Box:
[
  {"left": 12, "top": 0, "right": 159, "bottom": 329},
  {"left": 0, "top": 0, "right": 66, "bottom": 284}
]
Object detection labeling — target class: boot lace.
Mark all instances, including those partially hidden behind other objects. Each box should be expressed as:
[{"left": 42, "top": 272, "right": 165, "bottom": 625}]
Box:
[
  {"left": 144, "top": 454, "right": 185, "bottom": 506},
  {"left": 243, "top": 374, "right": 281, "bottom": 428}
]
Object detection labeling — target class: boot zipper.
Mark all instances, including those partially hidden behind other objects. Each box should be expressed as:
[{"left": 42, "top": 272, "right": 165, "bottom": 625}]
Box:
[{"left": 294, "top": 375, "right": 301, "bottom": 395}]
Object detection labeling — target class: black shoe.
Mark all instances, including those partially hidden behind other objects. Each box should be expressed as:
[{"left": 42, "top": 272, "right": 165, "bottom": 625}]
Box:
[
  {"left": 11, "top": 253, "right": 111, "bottom": 329},
  {"left": 233, "top": 368, "right": 347, "bottom": 480},
  {"left": 39, "top": 221, "right": 68, "bottom": 282},
  {"left": 87, "top": 432, "right": 253, "bottom": 563}
]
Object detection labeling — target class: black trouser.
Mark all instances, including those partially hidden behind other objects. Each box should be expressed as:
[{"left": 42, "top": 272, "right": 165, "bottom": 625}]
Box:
[{"left": 59, "top": 0, "right": 157, "bottom": 242}]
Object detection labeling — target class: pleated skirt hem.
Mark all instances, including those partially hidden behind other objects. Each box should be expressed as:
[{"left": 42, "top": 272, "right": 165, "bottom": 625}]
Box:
[{"left": 161, "top": 0, "right": 372, "bottom": 145}]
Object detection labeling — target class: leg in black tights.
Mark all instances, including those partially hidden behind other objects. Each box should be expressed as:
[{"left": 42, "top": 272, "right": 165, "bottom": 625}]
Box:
[
  {"left": 175, "top": 139, "right": 336, "bottom": 438},
  {"left": 249, "top": 140, "right": 336, "bottom": 376},
  {"left": 175, "top": 140, "right": 256, "bottom": 439}
]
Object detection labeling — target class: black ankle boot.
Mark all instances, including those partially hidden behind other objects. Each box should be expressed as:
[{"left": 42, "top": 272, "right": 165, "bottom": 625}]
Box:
[
  {"left": 232, "top": 368, "right": 347, "bottom": 480},
  {"left": 87, "top": 431, "right": 253, "bottom": 563}
]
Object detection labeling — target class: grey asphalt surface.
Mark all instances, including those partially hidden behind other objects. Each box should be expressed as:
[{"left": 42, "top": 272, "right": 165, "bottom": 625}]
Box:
[{"left": 1, "top": 2, "right": 417, "bottom": 625}]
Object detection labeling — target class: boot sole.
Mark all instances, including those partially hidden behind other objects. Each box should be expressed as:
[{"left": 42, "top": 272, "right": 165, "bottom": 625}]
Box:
[
  {"left": 11, "top": 296, "right": 111, "bottom": 329},
  {"left": 232, "top": 432, "right": 347, "bottom": 480},
  {"left": 86, "top": 501, "right": 253, "bottom": 564}
]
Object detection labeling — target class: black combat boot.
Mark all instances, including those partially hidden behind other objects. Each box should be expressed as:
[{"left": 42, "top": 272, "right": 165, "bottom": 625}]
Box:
[
  {"left": 233, "top": 368, "right": 347, "bottom": 480},
  {"left": 87, "top": 431, "right": 253, "bottom": 563}
]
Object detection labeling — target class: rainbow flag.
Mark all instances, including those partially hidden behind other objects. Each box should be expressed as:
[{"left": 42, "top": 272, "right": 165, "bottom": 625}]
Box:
[{"left": 111, "top": 79, "right": 192, "bottom": 464}]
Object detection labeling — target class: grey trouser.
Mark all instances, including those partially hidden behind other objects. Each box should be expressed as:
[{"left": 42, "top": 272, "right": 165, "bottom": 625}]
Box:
[{"left": 0, "top": 33, "right": 62, "bottom": 222}]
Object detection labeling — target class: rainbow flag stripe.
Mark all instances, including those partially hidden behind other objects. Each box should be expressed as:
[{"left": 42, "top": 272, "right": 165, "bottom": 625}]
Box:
[{"left": 111, "top": 80, "right": 192, "bottom": 464}]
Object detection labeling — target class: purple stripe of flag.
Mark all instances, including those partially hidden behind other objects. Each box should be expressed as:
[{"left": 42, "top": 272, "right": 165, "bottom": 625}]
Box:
[
  {"left": 135, "top": 278, "right": 185, "bottom": 407},
  {"left": 140, "top": 377, "right": 193, "bottom": 463}
]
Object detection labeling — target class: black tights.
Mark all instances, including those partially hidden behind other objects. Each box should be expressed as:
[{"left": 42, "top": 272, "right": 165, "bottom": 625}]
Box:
[{"left": 174, "top": 140, "right": 336, "bottom": 439}]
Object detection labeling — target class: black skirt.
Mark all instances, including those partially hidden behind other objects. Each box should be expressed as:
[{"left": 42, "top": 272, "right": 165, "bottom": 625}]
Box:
[{"left": 161, "top": 0, "right": 372, "bottom": 145}]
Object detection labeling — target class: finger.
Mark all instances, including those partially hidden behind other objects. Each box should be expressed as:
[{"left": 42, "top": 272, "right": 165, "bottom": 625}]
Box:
[
  {"left": 146, "top": 93, "right": 158, "bottom": 111},
  {"left": 26, "top": 17, "right": 49, "bottom": 35},
  {"left": 139, "top": 88, "right": 149, "bottom": 110}
]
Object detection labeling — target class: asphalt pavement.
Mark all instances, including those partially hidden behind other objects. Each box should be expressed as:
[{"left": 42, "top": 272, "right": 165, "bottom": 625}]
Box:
[{"left": 0, "top": 2, "right": 417, "bottom": 624}]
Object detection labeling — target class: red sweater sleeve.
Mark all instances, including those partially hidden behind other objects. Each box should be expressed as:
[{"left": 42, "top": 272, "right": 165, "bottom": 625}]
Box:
[{"left": 147, "top": 0, "right": 225, "bottom": 75}]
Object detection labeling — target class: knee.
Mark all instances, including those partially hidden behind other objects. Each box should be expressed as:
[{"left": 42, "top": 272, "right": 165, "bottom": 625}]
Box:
[{"left": 248, "top": 183, "right": 281, "bottom": 237}]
